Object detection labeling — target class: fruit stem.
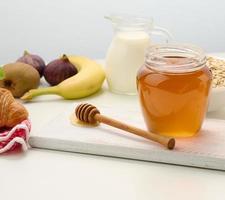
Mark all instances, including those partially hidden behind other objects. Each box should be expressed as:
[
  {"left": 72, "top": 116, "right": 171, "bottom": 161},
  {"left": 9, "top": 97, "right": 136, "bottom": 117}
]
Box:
[
  {"left": 62, "top": 54, "right": 69, "bottom": 62},
  {"left": 24, "top": 50, "right": 30, "bottom": 56},
  {"left": 21, "top": 86, "right": 60, "bottom": 100}
]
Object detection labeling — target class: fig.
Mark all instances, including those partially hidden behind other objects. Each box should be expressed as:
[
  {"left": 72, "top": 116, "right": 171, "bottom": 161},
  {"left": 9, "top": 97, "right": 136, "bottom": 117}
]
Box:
[
  {"left": 0, "top": 62, "right": 40, "bottom": 98},
  {"left": 44, "top": 54, "right": 78, "bottom": 86},
  {"left": 17, "top": 50, "right": 45, "bottom": 77}
]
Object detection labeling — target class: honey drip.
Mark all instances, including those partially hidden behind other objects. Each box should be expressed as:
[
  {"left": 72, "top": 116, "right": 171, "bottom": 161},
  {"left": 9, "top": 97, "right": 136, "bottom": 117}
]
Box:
[{"left": 70, "top": 114, "right": 99, "bottom": 127}]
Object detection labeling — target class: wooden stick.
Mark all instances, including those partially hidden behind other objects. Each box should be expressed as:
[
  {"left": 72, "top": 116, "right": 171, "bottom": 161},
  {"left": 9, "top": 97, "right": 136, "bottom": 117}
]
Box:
[
  {"left": 94, "top": 114, "right": 175, "bottom": 150},
  {"left": 75, "top": 103, "right": 175, "bottom": 150}
]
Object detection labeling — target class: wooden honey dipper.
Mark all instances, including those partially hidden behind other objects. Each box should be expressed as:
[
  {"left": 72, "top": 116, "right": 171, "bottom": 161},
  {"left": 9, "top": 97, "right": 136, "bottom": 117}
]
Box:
[{"left": 75, "top": 103, "right": 175, "bottom": 150}]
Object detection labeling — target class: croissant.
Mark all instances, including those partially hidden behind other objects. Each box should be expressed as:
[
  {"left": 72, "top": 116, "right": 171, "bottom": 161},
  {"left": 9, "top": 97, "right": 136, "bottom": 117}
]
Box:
[{"left": 0, "top": 88, "right": 28, "bottom": 128}]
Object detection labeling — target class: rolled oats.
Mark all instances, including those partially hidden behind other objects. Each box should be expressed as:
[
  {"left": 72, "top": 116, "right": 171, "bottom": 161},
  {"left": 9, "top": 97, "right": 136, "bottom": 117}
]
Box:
[{"left": 206, "top": 57, "right": 225, "bottom": 88}]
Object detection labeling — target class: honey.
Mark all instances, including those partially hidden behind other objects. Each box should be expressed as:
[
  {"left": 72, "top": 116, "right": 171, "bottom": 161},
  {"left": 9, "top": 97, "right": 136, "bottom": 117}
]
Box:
[
  {"left": 137, "top": 44, "right": 212, "bottom": 137},
  {"left": 70, "top": 114, "right": 99, "bottom": 127}
]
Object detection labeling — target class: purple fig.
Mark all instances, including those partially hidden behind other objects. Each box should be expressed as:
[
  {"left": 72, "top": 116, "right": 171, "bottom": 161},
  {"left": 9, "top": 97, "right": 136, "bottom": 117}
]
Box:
[
  {"left": 44, "top": 54, "right": 78, "bottom": 86},
  {"left": 17, "top": 50, "right": 45, "bottom": 77}
]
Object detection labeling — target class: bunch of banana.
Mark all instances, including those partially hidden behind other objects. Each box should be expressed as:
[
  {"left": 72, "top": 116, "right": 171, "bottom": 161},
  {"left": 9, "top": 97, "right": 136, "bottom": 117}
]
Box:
[{"left": 21, "top": 56, "right": 105, "bottom": 100}]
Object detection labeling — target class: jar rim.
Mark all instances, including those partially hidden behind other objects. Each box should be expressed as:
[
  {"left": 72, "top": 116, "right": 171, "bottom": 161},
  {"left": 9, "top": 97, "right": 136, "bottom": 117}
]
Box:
[{"left": 145, "top": 43, "right": 207, "bottom": 73}]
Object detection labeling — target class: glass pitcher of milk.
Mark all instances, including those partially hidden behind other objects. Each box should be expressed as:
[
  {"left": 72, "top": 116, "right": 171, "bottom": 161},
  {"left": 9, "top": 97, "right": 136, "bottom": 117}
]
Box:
[{"left": 105, "top": 14, "right": 173, "bottom": 95}]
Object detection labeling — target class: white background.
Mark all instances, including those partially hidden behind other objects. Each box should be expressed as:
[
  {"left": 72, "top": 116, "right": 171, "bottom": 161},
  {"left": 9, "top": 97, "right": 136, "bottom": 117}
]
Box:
[{"left": 0, "top": 0, "right": 224, "bottom": 63}]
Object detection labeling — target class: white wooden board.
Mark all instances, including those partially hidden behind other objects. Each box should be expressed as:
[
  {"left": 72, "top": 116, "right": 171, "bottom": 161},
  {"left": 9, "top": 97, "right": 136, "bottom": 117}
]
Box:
[{"left": 29, "top": 103, "right": 225, "bottom": 171}]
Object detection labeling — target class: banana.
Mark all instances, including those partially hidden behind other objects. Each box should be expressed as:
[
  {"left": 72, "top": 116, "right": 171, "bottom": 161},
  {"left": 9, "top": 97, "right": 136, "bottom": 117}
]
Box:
[{"left": 21, "top": 56, "right": 105, "bottom": 100}]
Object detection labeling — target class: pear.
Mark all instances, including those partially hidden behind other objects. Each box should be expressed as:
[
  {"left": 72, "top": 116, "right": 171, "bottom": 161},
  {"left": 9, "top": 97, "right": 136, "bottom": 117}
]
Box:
[{"left": 0, "top": 62, "right": 40, "bottom": 98}]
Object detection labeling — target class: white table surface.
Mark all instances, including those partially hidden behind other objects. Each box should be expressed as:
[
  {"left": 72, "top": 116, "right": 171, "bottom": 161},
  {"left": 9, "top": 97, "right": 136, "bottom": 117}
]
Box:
[{"left": 1, "top": 54, "right": 225, "bottom": 200}]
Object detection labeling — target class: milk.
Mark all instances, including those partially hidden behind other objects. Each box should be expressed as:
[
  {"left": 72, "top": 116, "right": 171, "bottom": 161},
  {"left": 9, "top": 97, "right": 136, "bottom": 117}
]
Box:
[{"left": 105, "top": 31, "right": 150, "bottom": 95}]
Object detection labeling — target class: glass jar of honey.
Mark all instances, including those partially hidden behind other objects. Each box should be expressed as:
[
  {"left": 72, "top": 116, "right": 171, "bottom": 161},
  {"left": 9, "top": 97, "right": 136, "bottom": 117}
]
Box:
[{"left": 137, "top": 44, "right": 212, "bottom": 137}]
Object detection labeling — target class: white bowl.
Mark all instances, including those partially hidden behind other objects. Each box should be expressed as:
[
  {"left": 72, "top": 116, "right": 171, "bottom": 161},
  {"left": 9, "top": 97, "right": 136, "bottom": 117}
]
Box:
[{"left": 208, "top": 87, "right": 225, "bottom": 112}]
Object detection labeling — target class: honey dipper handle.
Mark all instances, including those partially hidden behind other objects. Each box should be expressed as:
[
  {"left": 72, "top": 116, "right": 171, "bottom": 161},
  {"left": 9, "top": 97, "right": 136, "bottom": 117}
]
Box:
[{"left": 94, "top": 114, "right": 175, "bottom": 150}]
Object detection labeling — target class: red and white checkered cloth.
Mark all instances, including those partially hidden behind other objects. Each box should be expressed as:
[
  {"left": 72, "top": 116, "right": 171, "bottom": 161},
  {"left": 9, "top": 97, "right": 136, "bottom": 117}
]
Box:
[{"left": 0, "top": 120, "right": 31, "bottom": 153}]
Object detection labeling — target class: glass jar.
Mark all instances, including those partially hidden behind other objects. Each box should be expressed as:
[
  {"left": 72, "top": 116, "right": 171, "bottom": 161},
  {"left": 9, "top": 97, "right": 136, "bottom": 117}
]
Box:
[
  {"left": 105, "top": 14, "right": 173, "bottom": 95},
  {"left": 137, "top": 44, "right": 212, "bottom": 137}
]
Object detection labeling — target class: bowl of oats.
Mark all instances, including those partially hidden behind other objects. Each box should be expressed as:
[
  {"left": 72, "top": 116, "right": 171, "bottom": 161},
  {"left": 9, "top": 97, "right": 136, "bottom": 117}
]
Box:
[{"left": 207, "top": 57, "right": 225, "bottom": 112}]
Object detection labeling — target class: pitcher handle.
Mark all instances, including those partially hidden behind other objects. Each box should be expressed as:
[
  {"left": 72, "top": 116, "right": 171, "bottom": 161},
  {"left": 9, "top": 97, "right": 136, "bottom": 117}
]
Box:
[{"left": 151, "top": 26, "right": 174, "bottom": 43}]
